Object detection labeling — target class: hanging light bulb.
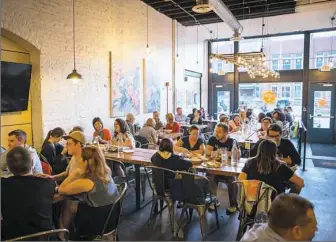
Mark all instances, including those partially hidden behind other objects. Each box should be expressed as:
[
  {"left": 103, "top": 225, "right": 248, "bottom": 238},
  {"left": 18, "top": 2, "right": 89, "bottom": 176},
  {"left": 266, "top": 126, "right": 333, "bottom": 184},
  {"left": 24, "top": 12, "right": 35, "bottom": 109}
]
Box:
[
  {"left": 329, "top": 59, "right": 334, "bottom": 68},
  {"left": 210, "top": 67, "right": 214, "bottom": 73},
  {"left": 176, "top": 54, "right": 180, "bottom": 62},
  {"left": 146, "top": 44, "right": 150, "bottom": 56},
  {"left": 210, "top": 58, "right": 214, "bottom": 63}
]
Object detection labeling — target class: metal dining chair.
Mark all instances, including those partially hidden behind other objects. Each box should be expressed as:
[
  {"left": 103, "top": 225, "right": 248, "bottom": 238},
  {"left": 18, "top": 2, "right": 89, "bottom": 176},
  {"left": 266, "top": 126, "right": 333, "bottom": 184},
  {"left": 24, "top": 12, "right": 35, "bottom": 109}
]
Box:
[
  {"left": 172, "top": 171, "right": 219, "bottom": 241},
  {"left": 146, "top": 166, "right": 177, "bottom": 234},
  {"left": 6, "top": 229, "right": 69, "bottom": 241}
]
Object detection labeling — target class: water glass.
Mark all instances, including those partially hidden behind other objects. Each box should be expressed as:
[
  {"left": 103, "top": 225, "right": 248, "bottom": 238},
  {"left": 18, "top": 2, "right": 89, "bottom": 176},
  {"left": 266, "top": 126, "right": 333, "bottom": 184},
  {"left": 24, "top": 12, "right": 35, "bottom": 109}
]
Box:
[
  {"left": 211, "top": 151, "right": 217, "bottom": 160},
  {"left": 220, "top": 148, "right": 228, "bottom": 166}
]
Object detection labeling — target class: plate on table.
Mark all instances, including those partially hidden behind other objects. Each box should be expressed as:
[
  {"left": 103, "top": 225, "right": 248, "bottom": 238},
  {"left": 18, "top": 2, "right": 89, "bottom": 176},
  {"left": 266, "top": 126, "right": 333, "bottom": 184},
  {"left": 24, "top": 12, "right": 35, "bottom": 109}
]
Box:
[
  {"left": 201, "top": 161, "right": 221, "bottom": 168},
  {"left": 123, "top": 148, "right": 135, "bottom": 153},
  {"left": 165, "top": 129, "right": 173, "bottom": 134},
  {"left": 190, "top": 157, "right": 203, "bottom": 165}
]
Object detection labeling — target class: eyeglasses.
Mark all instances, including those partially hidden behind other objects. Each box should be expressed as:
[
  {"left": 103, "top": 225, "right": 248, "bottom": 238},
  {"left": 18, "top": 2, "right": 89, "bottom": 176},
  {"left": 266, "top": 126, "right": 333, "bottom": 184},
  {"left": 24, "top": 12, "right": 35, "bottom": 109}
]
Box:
[{"left": 268, "top": 134, "right": 280, "bottom": 138}]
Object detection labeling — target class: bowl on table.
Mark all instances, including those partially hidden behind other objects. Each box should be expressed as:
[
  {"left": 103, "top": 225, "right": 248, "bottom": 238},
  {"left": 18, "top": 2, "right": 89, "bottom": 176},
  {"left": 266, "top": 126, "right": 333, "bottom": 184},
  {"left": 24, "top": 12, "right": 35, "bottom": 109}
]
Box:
[{"left": 165, "top": 129, "right": 173, "bottom": 134}]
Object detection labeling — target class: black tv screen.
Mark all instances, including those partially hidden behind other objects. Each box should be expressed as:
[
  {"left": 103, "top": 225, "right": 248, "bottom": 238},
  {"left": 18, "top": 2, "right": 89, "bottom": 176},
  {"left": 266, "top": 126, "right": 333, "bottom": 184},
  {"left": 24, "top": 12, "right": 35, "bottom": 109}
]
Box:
[{"left": 1, "top": 61, "right": 32, "bottom": 113}]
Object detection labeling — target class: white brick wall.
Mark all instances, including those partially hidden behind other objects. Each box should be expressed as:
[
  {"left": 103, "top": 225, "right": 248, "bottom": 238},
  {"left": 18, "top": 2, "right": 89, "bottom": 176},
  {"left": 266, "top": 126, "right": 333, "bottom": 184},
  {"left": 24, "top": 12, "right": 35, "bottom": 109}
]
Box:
[{"left": 2, "top": 0, "right": 173, "bottom": 148}]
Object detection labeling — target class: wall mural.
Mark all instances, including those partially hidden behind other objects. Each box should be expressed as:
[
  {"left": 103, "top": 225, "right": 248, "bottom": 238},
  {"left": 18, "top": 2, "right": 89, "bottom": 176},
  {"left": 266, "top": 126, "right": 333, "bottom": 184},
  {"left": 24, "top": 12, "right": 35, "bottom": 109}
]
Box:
[
  {"left": 143, "top": 58, "right": 161, "bottom": 113},
  {"left": 111, "top": 60, "right": 141, "bottom": 117}
]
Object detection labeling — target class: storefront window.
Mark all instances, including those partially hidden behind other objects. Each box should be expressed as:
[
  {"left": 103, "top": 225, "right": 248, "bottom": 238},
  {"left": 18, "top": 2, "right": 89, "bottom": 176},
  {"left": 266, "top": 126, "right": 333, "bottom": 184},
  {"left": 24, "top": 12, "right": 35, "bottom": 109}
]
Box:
[
  {"left": 310, "top": 31, "right": 336, "bottom": 69},
  {"left": 211, "top": 41, "right": 234, "bottom": 75},
  {"left": 238, "top": 82, "right": 302, "bottom": 118}
]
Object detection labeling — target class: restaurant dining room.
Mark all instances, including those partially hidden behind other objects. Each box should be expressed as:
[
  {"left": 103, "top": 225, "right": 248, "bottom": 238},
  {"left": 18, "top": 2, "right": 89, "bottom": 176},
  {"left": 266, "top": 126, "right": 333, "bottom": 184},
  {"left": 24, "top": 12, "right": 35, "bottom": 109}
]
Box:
[{"left": 1, "top": 0, "right": 336, "bottom": 241}]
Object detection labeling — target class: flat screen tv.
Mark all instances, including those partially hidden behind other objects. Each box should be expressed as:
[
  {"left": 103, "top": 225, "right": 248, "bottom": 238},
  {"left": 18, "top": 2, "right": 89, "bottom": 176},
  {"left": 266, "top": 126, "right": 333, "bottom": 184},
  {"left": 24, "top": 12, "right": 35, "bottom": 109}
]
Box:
[{"left": 1, "top": 61, "right": 32, "bottom": 113}]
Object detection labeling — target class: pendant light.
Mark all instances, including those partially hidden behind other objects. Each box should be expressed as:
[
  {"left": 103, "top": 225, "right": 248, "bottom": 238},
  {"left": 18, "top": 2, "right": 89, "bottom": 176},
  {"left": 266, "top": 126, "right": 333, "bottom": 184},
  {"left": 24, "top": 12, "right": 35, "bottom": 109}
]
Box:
[
  {"left": 196, "top": 25, "right": 199, "bottom": 65},
  {"left": 67, "top": 0, "right": 82, "bottom": 80},
  {"left": 146, "top": 5, "right": 150, "bottom": 56}
]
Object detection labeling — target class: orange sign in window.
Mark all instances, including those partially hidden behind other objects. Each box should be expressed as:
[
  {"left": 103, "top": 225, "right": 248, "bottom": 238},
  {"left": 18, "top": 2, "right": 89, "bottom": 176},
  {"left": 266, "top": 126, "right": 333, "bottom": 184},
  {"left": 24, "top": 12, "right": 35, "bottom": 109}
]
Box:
[
  {"left": 318, "top": 98, "right": 327, "bottom": 107},
  {"left": 262, "top": 90, "right": 277, "bottom": 104}
]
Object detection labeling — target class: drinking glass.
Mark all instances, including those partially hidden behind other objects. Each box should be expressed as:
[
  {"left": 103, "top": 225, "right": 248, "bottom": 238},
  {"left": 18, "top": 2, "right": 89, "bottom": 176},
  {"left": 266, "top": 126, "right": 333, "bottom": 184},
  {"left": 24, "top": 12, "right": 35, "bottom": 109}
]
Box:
[{"left": 211, "top": 151, "right": 217, "bottom": 160}]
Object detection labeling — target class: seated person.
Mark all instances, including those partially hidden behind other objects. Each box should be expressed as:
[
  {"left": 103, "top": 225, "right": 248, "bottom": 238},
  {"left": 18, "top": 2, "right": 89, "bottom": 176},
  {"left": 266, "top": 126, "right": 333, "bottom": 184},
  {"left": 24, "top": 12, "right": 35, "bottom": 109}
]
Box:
[
  {"left": 111, "top": 119, "right": 135, "bottom": 149},
  {"left": 174, "top": 125, "right": 205, "bottom": 155},
  {"left": 200, "top": 107, "right": 206, "bottom": 119},
  {"left": 205, "top": 123, "right": 238, "bottom": 213},
  {"left": 126, "top": 113, "right": 136, "bottom": 136},
  {"left": 153, "top": 111, "right": 163, "bottom": 130},
  {"left": 219, "top": 114, "right": 229, "bottom": 125},
  {"left": 175, "top": 107, "right": 187, "bottom": 122},
  {"left": 238, "top": 139, "right": 304, "bottom": 195},
  {"left": 273, "top": 110, "right": 285, "bottom": 129},
  {"left": 251, "top": 124, "right": 301, "bottom": 167},
  {"left": 1, "top": 129, "right": 42, "bottom": 177},
  {"left": 58, "top": 146, "right": 119, "bottom": 238},
  {"left": 165, "top": 113, "right": 181, "bottom": 133},
  {"left": 284, "top": 108, "right": 293, "bottom": 123},
  {"left": 92, "top": 117, "right": 112, "bottom": 144},
  {"left": 190, "top": 110, "right": 203, "bottom": 125},
  {"left": 70, "top": 126, "right": 84, "bottom": 133},
  {"left": 257, "top": 112, "right": 266, "bottom": 123},
  {"left": 151, "top": 138, "right": 192, "bottom": 183},
  {"left": 258, "top": 117, "right": 272, "bottom": 138},
  {"left": 41, "top": 127, "right": 68, "bottom": 175},
  {"left": 239, "top": 109, "right": 249, "bottom": 124},
  {"left": 138, "top": 118, "right": 158, "bottom": 145},
  {"left": 1, "top": 147, "right": 55, "bottom": 240},
  {"left": 187, "top": 108, "right": 197, "bottom": 120},
  {"left": 241, "top": 193, "right": 317, "bottom": 241},
  {"left": 229, "top": 114, "right": 242, "bottom": 132}
]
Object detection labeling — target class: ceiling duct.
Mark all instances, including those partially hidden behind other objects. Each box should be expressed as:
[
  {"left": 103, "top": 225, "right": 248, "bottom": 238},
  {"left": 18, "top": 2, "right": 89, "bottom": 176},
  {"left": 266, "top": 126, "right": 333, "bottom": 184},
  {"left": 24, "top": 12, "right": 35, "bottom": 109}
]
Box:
[
  {"left": 208, "top": 0, "right": 243, "bottom": 40},
  {"left": 192, "top": 0, "right": 214, "bottom": 13}
]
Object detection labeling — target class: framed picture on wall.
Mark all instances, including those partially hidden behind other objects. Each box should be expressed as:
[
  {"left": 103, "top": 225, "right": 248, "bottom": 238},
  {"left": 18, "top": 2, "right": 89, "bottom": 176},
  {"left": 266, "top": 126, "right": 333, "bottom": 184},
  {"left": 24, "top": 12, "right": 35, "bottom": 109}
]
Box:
[
  {"left": 143, "top": 58, "right": 161, "bottom": 113},
  {"left": 110, "top": 52, "right": 141, "bottom": 117}
]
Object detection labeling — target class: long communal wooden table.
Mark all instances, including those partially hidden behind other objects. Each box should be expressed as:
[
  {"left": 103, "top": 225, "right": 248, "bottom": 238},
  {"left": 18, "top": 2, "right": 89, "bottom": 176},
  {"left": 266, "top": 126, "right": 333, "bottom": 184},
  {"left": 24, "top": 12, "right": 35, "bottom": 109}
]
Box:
[{"left": 104, "top": 148, "right": 246, "bottom": 210}]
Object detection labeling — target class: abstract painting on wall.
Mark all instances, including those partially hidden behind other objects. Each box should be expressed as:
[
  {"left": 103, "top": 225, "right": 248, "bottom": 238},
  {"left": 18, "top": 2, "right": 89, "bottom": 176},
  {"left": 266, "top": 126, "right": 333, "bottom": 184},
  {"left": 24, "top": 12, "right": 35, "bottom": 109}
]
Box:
[
  {"left": 143, "top": 58, "right": 161, "bottom": 113},
  {"left": 111, "top": 58, "right": 141, "bottom": 117}
]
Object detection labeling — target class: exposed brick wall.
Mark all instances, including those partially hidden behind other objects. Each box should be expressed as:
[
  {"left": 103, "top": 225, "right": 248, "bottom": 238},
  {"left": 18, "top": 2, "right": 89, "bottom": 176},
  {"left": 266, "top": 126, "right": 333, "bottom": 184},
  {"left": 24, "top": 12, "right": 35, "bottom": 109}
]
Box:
[{"left": 2, "top": 0, "right": 173, "bottom": 148}]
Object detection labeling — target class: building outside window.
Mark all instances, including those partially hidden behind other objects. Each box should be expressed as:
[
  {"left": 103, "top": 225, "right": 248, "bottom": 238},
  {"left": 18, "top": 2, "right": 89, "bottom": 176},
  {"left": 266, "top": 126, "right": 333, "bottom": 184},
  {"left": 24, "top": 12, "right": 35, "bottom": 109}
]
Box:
[
  {"left": 282, "top": 54, "right": 292, "bottom": 70},
  {"left": 295, "top": 85, "right": 302, "bottom": 98},
  {"left": 295, "top": 54, "right": 303, "bottom": 69},
  {"left": 272, "top": 86, "right": 278, "bottom": 94},
  {"left": 315, "top": 52, "right": 324, "bottom": 69},
  {"left": 272, "top": 54, "right": 279, "bottom": 70},
  {"left": 282, "top": 86, "right": 291, "bottom": 98}
]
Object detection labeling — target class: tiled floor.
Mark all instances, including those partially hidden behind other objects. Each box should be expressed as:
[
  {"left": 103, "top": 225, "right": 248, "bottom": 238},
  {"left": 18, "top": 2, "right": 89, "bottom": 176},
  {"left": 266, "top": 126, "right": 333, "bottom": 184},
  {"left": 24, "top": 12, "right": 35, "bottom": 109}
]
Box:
[{"left": 118, "top": 143, "right": 336, "bottom": 241}]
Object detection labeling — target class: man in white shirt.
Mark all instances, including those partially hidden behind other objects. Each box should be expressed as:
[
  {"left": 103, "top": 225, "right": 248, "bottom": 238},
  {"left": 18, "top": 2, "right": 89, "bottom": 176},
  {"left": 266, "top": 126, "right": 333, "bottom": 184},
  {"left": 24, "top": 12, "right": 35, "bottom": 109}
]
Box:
[
  {"left": 175, "top": 107, "right": 187, "bottom": 122},
  {"left": 0, "top": 129, "right": 42, "bottom": 177}
]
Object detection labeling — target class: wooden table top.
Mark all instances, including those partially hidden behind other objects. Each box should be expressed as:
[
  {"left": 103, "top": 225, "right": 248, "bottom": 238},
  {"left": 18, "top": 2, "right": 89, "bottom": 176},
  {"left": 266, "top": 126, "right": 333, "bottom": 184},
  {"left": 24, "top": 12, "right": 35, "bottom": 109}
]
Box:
[{"left": 104, "top": 148, "right": 245, "bottom": 176}]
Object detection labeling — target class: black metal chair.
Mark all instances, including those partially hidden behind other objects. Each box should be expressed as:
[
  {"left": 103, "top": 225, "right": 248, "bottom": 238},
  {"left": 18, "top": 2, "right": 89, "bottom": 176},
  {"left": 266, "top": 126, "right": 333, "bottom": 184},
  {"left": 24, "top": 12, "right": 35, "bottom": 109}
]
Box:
[
  {"left": 75, "top": 182, "right": 128, "bottom": 241},
  {"left": 235, "top": 180, "right": 277, "bottom": 241},
  {"left": 146, "top": 166, "right": 176, "bottom": 234},
  {"left": 173, "top": 171, "right": 219, "bottom": 241},
  {"left": 106, "top": 159, "right": 127, "bottom": 185},
  {"left": 6, "top": 229, "right": 69, "bottom": 241}
]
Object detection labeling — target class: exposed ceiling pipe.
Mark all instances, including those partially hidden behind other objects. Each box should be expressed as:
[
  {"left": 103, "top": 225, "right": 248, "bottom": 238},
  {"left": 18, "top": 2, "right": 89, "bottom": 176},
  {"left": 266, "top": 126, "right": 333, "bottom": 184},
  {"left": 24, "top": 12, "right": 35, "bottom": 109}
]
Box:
[{"left": 208, "top": 0, "right": 243, "bottom": 37}]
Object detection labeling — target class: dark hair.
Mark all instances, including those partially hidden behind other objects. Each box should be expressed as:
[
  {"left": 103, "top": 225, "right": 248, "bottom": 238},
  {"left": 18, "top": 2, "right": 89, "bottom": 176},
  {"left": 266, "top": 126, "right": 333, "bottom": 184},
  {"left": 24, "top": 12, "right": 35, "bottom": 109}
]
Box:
[
  {"left": 192, "top": 108, "right": 197, "bottom": 114},
  {"left": 159, "top": 138, "right": 174, "bottom": 153},
  {"left": 114, "top": 118, "right": 130, "bottom": 136},
  {"left": 216, "top": 123, "right": 229, "bottom": 133},
  {"left": 70, "top": 126, "right": 84, "bottom": 134},
  {"left": 43, "top": 127, "right": 65, "bottom": 146},
  {"left": 8, "top": 130, "right": 27, "bottom": 143},
  {"left": 268, "top": 194, "right": 314, "bottom": 233},
  {"left": 189, "top": 125, "right": 199, "bottom": 133},
  {"left": 262, "top": 117, "right": 273, "bottom": 123},
  {"left": 7, "top": 146, "right": 32, "bottom": 175},
  {"left": 273, "top": 111, "right": 285, "bottom": 122},
  {"left": 267, "top": 123, "right": 283, "bottom": 135},
  {"left": 266, "top": 112, "right": 273, "bottom": 119},
  {"left": 258, "top": 113, "right": 266, "bottom": 123},
  {"left": 176, "top": 107, "right": 182, "bottom": 111},
  {"left": 246, "top": 108, "right": 253, "bottom": 118},
  {"left": 92, "top": 117, "right": 104, "bottom": 131},
  {"left": 254, "top": 139, "right": 280, "bottom": 174}
]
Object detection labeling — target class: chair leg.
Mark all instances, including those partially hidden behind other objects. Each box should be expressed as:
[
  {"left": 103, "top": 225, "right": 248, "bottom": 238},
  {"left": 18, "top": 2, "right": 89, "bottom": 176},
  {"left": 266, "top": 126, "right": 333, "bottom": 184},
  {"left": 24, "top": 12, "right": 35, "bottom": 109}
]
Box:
[
  {"left": 188, "top": 208, "right": 194, "bottom": 223},
  {"left": 147, "top": 197, "right": 158, "bottom": 226},
  {"left": 175, "top": 207, "right": 187, "bottom": 237},
  {"left": 141, "top": 174, "right": 147, "bottom": 201},
  {"left": 214, "top": 204, "right": 220, "bottom": 229},
  {"left": 195, "top": 206, "right": 207, "bottom": 241},
  {"left": 165, "top": 198, "right": 175, "bottom": 234}
]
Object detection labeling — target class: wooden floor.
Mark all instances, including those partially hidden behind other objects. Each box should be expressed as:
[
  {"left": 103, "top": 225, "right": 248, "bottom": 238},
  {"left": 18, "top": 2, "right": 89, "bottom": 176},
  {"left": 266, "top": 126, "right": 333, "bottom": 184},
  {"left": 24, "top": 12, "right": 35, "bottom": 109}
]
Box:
[{"left": 117, "top": 144, "right": 336, "bottom": 241}]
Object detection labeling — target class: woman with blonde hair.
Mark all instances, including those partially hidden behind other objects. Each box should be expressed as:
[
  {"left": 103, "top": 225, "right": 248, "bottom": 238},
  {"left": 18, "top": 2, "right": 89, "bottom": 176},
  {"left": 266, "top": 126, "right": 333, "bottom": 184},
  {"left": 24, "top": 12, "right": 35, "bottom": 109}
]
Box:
[
  {"left": 59, "top": 146, "right": 119, "bottom": 238},
  {"left": 165, "top": 113, "right": 180, "bottom": 133},
  {"left": 138, "top": 118, "right": 158, "bottom": 145}
]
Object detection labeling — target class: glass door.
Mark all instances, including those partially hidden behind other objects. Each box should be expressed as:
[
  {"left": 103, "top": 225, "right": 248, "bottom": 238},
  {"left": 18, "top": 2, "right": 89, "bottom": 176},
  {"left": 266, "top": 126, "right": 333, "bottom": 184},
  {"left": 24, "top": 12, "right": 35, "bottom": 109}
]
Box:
[
  {"left": 213, "top": 84, "right": 233, "bottom": 120},
  {"left": 307, "top": 83, "right": 335, "bottom": 143}
]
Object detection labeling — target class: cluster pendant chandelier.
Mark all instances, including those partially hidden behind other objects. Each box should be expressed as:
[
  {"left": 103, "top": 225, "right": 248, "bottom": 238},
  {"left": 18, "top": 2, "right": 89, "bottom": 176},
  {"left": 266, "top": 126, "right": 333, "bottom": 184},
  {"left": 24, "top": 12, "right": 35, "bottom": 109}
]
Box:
[{"left": 210, "top": 4, "right": 279, "bottom": 79}]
